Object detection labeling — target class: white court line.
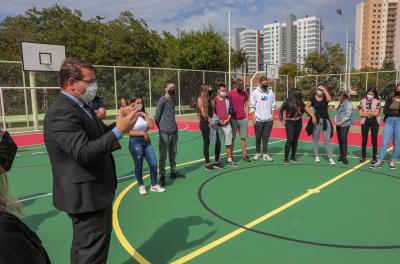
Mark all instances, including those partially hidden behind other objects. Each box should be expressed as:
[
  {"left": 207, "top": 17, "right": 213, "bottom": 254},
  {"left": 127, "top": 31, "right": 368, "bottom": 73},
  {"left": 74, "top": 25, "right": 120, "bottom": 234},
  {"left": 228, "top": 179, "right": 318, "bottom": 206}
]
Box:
[{"left": 16, "top": 139, "right": 286, "bottom": 203}]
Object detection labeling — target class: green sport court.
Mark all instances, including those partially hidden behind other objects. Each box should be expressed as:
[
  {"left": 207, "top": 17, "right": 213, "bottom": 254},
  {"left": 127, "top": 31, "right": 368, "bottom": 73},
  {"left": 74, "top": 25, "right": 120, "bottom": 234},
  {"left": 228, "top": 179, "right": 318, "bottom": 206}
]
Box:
[{"left": 8, "top": 124, "right": 400, "bottom": 264}]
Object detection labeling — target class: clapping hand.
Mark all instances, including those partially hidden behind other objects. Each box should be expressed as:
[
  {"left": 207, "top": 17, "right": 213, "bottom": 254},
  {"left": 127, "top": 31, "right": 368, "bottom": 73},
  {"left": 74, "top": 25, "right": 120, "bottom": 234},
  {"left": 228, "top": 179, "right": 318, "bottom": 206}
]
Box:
[{"left": 116, "top": 107, "right": 139, "bottom": 134}]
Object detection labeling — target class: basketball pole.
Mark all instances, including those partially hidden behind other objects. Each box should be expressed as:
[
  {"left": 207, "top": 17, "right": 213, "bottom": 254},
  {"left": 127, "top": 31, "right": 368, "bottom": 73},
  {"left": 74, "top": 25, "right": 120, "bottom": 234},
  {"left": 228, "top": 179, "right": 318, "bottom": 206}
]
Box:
[{"left": 29, "top": 71, "right": 39, "bottom": 130}]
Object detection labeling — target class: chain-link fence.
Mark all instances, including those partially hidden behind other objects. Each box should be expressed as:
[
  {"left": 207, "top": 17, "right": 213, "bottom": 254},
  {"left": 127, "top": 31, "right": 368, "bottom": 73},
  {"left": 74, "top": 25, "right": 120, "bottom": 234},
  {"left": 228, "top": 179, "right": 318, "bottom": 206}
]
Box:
[
  {"left": 0, "top": 61, "right": 251, "bottom": 132},
  {"left": 295, "top": 70, "right": 400, "bottom": 101},
  {"left": 2, "top": 59, "right": 399, "bottom": 132}
]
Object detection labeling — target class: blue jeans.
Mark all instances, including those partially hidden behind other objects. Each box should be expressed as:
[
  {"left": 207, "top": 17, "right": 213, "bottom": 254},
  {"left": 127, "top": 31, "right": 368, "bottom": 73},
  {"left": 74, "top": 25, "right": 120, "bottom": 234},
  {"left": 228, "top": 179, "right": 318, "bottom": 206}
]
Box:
[
  {"left": 378, "top": 117, "right": 400, "bottom": 161},
  {"left": 128, "top": 137, "right": 158, "bottom": 186}
]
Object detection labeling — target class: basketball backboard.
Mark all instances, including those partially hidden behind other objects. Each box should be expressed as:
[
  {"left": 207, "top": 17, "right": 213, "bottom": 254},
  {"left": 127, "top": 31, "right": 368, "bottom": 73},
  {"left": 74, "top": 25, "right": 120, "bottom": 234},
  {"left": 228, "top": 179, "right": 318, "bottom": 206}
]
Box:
[
  {"left": 21, "top": 42, "right": 66, "bottom": 72},
  {"left": 266, "top": 64, "right": 279, "bottom": 80}
]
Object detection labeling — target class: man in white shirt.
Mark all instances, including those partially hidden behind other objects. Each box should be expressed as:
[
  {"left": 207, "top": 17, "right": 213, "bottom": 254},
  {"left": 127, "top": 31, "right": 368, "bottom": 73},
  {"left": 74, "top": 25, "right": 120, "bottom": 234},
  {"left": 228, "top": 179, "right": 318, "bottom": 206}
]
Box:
[{"left": 249, "top": 76, "right": 276, "bottom": 161}]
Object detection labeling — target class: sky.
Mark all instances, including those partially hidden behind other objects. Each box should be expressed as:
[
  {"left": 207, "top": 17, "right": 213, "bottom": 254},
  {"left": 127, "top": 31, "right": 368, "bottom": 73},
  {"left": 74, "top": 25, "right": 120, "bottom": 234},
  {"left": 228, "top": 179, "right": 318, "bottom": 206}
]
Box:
[{"left": 0, "top": 0, "right": 362, "bottom": 50}]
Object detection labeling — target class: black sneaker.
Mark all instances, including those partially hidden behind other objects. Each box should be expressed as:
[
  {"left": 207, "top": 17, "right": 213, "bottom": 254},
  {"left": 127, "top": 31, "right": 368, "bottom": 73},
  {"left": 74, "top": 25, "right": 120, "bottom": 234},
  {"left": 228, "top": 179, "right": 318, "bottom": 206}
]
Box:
[
  {"left": 242, "top": 155, "right": 252, "bottom": 162},
  {"left": 342, "top": 158, "right": 349, "bottom": 165},
  {"left": 371, "top": 162, "right": 382, "bottom": 169},
  {"left": 205, "top": 164, "right": 215, "bottom": 171},
  {"left": 227, "top": 160, "right": 237, "bottom": 167},
  {"left": 338, "top": 156, "right": 343, "bottom": 162},
  {"left": 213, "top": 162, "right": 224, "bottom": 169},
  {"left": 290, "top": 157, "right": 298, "bottom": 163},
  {"left": 284, "top": 159, "right": 289, "bottom": 165},
  {"left": 159, "top": 176, "right": 166, "bottom": 187},
  {"left": 389, "top": 162, "right": 396, "bottom": 170},
  {"left": 358, "top": 158, "right": 365, "bottom": 164},
  {"left": 170, "top": 171, "right": 186, "bottom": 179}
]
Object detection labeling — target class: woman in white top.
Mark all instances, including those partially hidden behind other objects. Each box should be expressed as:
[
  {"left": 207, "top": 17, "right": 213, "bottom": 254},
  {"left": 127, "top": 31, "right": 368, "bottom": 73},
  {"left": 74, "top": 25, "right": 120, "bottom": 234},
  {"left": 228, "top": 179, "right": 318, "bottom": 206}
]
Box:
[{"left": 128, "top": 96, "right": 165, "bottom": 195}]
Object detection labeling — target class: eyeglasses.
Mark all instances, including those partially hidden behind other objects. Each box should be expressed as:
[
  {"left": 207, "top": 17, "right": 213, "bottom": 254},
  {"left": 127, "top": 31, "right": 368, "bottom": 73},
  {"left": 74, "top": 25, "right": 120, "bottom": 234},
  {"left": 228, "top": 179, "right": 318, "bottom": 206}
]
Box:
[{"left": 75, "top": 78, "right": 97, "bottom": 85}]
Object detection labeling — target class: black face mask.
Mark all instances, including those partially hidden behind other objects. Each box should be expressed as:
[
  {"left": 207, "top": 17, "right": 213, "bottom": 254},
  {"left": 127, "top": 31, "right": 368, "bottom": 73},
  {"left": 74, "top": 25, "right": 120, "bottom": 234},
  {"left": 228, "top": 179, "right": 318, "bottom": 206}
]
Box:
[
  {"left": 0, "top": 130, "right": 18, "bottom": 172},
  {"left": 261, "top": 85, "right": 268, "bottom": 90},
  {"left": 395, "top": 91, "right": 400, "bottom": 97},
  {"left": 168, "top": 90, "right": 175, "bottom": 96}
]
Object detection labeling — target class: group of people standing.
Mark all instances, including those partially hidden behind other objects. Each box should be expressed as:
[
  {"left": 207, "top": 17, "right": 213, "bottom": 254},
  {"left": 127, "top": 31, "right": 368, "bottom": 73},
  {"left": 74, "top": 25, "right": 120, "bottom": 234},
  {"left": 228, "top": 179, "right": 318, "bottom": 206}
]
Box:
[{"left": 197, "top": 77, "right": 400, "bottom": 171}]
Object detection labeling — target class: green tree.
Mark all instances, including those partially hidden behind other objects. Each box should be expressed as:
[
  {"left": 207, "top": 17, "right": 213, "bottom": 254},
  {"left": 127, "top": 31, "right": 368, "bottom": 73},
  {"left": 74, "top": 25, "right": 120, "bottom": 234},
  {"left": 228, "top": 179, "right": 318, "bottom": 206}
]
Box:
[{"left": 231, "top": 49, "right": 248, "bottom": 73}]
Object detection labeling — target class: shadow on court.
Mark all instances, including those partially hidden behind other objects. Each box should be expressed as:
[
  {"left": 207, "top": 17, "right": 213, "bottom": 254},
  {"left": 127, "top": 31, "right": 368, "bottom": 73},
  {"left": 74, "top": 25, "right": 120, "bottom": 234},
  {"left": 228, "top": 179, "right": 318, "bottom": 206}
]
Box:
[
  {"left": 123, "top": 216, "right": 217, "bottom": 264},
  {"left": 22, "top": 209, "right": 60, "bottom": 232}
]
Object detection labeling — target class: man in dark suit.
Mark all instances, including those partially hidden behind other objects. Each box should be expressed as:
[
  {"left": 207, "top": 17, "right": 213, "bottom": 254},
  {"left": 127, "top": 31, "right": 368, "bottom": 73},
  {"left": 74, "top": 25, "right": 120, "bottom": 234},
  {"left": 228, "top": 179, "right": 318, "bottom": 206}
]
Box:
[{"left": 44, "top": 58, "right": 138, "bottom": 264}]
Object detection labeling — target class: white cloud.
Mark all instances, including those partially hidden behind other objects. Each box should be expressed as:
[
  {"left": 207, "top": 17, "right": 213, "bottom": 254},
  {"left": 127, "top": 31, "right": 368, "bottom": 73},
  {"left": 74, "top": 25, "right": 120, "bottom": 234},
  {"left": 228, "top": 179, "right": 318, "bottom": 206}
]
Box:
[{"left": 0, "top": 0, "right": 360, "bottom": 48}]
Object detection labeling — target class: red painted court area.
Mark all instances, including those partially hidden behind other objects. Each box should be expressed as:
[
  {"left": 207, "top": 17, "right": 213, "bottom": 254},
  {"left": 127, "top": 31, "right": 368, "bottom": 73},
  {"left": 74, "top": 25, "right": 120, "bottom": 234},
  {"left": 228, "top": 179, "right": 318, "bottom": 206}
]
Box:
[{"left": 13, "top": 120, "right": 383, "bottom": 148}]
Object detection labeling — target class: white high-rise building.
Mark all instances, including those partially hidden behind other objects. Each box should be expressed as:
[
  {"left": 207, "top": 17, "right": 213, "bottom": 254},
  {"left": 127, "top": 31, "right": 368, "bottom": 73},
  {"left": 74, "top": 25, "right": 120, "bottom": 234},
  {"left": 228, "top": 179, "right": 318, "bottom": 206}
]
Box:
[
  {"left": 263, "top": 15, "right": 321, "bottom": 67},
  {"left": 238, "top": 29, "right": 264, "bottom": 73}
]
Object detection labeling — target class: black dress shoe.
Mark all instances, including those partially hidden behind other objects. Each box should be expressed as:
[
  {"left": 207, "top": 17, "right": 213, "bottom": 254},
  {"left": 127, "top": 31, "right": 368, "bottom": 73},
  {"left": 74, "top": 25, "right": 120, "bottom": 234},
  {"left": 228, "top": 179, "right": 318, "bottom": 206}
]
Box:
[
  {"left": 342, "top": 158, "right": 349, "bottom": 165},
  {"left": 170, "top": 171, "right": 186, "bottom": 179}
]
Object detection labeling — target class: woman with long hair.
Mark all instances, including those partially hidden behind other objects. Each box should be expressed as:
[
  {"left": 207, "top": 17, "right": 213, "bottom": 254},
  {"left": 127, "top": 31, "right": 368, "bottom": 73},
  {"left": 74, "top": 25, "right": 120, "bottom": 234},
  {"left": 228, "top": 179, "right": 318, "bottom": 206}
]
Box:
[
  {"left": 0, "top": 131, "right": 50, "bottom": 263},
  {"left": 305, "top": 84, "right": 335, "bottom": 165},
  {"left": 358, "top": 87, "right": 381, "bottom": 164},
  {"left": 279, "top": 88, "right": 305, "bottom": 164},
  {"left": 372, "top": 83, "right": 400, "bottom": 169},
  {"left": 197, "top": 84, "right": 222, "bottom": 170},
  {"left": 335, "top": 91, "right": 354, "bottom": 164},
  {"left": 128, "top": 96, "right": 165, "bottom": 194}
]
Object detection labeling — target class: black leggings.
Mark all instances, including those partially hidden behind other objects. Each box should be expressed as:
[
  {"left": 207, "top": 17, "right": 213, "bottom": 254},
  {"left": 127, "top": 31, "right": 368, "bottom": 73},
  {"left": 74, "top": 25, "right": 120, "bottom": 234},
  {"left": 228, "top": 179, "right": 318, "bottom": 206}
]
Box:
[
  {"left": 200, "top": 118, "right": 221, "bottom": 164},
  {"left": 336, "top": 125, "right": 350, "bottom": 159},
  {"left": 361, "top": 118, "right": 379, "bottom": 160},
  {"left": 284, "top": 119, "right": 302, "bottom": 160}
]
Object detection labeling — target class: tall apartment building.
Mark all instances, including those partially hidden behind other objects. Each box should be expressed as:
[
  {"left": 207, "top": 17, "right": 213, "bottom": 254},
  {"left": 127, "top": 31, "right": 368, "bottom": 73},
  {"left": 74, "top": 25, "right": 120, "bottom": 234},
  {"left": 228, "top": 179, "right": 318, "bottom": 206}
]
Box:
[
  {"left": 238, "top": 29, "right": 264, "bottom": 73},
  {"left": 355, "top": 0, "right": 400, "bottom": 69},
  {"left": 263, "top": 15, "right": 321, "bottom": 67}
]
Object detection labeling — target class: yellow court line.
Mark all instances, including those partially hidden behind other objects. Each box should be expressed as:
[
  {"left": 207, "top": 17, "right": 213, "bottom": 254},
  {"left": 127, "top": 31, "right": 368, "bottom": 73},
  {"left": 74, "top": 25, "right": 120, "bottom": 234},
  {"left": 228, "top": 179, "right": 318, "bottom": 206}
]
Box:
[
  {"left": 112, "top": 139, "right": 285, "bottom": 263},
  {"left": 171, "top": 147, "right": 394, "bottom": 264}
]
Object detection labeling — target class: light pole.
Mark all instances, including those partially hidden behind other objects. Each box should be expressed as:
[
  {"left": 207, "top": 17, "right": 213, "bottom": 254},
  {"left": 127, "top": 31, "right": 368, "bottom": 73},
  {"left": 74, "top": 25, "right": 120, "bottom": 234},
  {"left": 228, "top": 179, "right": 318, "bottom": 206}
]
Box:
[{"left": 336, "top": 9, "right": 349, "bottom": 92}]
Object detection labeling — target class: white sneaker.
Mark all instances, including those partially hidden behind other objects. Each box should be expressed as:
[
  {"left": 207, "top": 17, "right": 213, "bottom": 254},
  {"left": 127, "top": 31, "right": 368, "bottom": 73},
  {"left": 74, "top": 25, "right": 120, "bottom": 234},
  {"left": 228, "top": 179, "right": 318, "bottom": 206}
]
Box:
[
  {"left": 329, "top": 158, "right": 336, "bottom": 165},
  {"left": 253, "top": 153, "right": 261, "bottom": 161},
  {"left": 263, "top": 154, "right": 273, "bottom": 162},
  {"left": 150, "top": 184, "right": 166, "bottom": 193},
  {"left": 315, "top": 156, "right": 320, "bottom": 163},
  {"left": 139, "top": 185, "right": 147, "bottom": 195}
]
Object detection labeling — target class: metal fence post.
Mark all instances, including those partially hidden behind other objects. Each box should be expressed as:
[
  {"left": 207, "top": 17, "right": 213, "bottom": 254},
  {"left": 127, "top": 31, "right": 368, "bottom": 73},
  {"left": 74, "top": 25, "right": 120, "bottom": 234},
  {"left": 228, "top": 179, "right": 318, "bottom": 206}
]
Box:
[
  {"left": 286, "top": 75, "right": 289, "bottom": 99},
  {"left": 148, "top": 68, "right": 152, "bottom": 116},
  {"left": 295, "top": 76, "right": 298, "bottom": 88},
  {"left": 339, "top": 74, "right": 342, "bottom": 89},
  {"left": 315, "top": 76, "right": 318, "bottom": 87},
  {"left": 224, "top": 73, "right": 227, "bottom": 89},
  {"left": 113, "top": 67, "right": 118, "bottom": 119},
  {"left": 29, "top": 72, "right": 39, "bottom": 130},
  {"left": 22, "top": 68, "right": 29, "bottom": 127},
  {"left": 202, "top": 71, "right": 205, "bottom": 84},
  {"left": 178, "top": 69, "right": 181, "bottom": 115},
  {"left": 0, "top": 88, "right": 5, "bottom": 130},
  {"left": 365, "top": 72, "right": 368, "bottom": 92},
  {"left": 376, "top": 71, "right": 379, "bottom": 90}
]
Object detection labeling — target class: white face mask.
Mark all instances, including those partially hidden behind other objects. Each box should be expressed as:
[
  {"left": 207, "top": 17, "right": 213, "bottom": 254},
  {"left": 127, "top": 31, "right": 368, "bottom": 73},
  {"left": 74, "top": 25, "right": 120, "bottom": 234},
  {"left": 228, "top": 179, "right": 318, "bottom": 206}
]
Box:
[
  {"left": 367, "top": 95, "right": 374, "bottom": 101},
  {"left": 316, "top": 90, "right": 324, "bottom": 97},
  {"left": 81, "top": 82, "right": 98, "bottom": 103},
  {"left": 135, "top": 103, "right": 143, "bottom": 111},
  {"left": 219, "top": 91, "right": 227, "bottom": 97}
]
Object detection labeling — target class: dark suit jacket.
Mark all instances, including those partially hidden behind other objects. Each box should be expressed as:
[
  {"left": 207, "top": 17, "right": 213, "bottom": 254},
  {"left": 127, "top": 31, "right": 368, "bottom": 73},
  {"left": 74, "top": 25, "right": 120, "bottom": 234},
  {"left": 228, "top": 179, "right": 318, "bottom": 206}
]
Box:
[
  {"left": 0, "top": 211, "right": 50, "bottom": 264},
  {"left": 44, "top": 93, "right": 121, "bottom": 214}
]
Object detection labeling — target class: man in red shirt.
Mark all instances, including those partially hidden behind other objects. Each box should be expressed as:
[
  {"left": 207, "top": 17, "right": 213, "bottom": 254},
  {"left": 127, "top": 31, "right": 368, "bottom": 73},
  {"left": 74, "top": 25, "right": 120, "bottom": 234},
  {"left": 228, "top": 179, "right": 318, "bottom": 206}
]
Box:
[{"left": 228, "top": 78, "right": 251, "bottom": 162}]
